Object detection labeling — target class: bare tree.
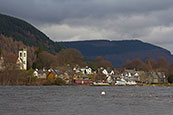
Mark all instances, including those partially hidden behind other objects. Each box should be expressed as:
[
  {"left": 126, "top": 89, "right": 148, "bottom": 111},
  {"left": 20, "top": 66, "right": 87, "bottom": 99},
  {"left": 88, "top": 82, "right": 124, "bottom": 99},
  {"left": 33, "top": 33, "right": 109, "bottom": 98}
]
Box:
[
  {"left": 145, "top": 58, "right": 156, "bottom": 71},
  {"left": 95, "top": 56, "right": 113, "bottom": 68},
  {"left": 56, "top": 48, "right": 85, "bottom": 67},
  {"left": 34, "top": 51, "right": 56, "bottom": 69}
]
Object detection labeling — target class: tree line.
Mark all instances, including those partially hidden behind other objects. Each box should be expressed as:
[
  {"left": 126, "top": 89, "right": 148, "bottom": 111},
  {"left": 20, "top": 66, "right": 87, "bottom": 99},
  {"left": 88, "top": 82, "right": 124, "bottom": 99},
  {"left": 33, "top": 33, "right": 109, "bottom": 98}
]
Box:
[
  {"left": 32, "top": 44, "right": 113, "bottom": 70},
  {"left": 123, "top": 57, "right": 173, "bottom": 77}
]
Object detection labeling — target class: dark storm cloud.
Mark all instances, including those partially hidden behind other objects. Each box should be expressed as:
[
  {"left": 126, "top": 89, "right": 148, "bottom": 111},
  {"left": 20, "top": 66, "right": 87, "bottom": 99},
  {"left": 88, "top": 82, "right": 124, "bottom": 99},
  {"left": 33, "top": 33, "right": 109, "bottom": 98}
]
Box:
[
  {"left": 1, "top": 0, "right": 173, "bottom": 24},
  {"left": 1, "top": 0, "right": 173, "bottom": 53}
]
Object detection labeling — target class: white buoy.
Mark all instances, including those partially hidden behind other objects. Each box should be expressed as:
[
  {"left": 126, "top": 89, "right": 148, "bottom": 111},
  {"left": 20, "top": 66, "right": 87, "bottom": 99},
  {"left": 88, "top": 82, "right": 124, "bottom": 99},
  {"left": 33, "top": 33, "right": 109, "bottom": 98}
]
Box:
[{"left": 101, "top": 91, "right": 106, "bottom": 96}]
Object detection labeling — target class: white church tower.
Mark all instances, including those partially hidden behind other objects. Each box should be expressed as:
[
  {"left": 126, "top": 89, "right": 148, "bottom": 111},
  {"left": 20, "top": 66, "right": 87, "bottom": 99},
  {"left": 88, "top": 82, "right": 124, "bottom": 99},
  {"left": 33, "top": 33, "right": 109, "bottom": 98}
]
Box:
[{"left": 17, "top": 48, "right": 27, "bottom": 70}]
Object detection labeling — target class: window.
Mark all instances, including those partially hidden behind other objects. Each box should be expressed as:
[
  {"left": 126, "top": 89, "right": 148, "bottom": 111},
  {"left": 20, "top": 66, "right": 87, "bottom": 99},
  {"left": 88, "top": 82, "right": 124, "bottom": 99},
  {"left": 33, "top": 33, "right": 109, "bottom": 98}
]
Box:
[
  {"left": 24, "top": 53, "right": 26, "bottom": 57},
  {"left": 20, "top": 52, "right": 22, "bottom": 57}
]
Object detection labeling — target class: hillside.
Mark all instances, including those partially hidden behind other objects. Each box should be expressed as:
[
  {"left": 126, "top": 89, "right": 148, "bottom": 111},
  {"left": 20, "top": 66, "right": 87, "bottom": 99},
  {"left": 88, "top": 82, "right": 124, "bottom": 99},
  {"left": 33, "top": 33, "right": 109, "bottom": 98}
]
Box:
[
  {"left": 0, "top": 13, "right": 65, "bottom": 54},
  {"left": 59, "top": 40, "right": 173, "bottom": 67}
]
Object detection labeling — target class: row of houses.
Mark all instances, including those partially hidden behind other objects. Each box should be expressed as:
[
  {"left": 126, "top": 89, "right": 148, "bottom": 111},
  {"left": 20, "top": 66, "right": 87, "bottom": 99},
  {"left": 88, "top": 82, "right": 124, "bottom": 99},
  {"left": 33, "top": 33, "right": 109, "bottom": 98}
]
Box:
[
  {"left": 32, "top": 66, "right": 167, "bottom": 86},
  {"left": 33, "top": 68, "right": 71, "bottom": 84},
  {"left": 72, "top": 67, "right": 167, "bottom": 85},
  {"left": 0, "top": 48, "right": 168, "bottom": 85},
  {"left": 113, "top": 69, "right": 167, "bottom": 85}
]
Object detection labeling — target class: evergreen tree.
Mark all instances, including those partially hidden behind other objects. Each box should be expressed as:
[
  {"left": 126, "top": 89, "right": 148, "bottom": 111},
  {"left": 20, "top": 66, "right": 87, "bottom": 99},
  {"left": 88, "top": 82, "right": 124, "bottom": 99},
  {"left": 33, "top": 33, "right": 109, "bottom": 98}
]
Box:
[
  {"left": 35, "top": 44, "right": 43, "bottom": 58},
  {"left": 38, "top": 44, "right": 43, "bottom": 54}
]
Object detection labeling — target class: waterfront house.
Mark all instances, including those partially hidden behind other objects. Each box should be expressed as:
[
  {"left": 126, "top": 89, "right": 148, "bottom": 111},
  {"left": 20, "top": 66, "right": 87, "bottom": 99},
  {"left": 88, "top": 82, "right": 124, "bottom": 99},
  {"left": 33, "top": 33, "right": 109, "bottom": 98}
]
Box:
[
  {"left": 58, "top": 72, "right": 71, "bottom": 84},
  {"left": 139, "top": 72, "right": 167, "bottom": 84},
  {"left": 106, "top": 75, "right": 113, "bottom": 83},
  {"left": 145, "top": 72, "right": 167, "bottom": 83},
  {"left": 47, "top": 69, "right": 58, "bottom": 79}
]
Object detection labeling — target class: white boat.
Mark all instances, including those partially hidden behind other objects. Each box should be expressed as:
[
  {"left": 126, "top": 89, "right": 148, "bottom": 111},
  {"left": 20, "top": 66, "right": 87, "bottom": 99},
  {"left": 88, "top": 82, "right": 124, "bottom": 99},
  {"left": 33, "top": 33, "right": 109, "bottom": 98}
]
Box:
[
  {"left": 115, "top": 80, "right": 126, "bottom": 86},
  {"left": 115, "top": 78, "right": 137, "bottom": 86},
  {"left": 93, "top": 82, "right": 110, "bottom": 86}
]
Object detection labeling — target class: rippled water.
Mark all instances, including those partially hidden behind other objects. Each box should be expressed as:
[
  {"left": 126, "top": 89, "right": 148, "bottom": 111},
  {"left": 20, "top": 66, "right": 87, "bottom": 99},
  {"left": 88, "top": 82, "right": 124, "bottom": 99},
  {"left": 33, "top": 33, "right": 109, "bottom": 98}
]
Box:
[{"left": 0, "top": 86, "right": 173, "bottom": 115}]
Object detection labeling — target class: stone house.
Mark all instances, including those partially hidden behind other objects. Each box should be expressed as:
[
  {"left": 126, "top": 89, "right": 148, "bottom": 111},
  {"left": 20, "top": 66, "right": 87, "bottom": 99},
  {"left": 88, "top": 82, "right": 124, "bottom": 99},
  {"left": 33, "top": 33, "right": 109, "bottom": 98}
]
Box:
[{"left": 140, "top": 72, "right": 167, "bottom": 84}]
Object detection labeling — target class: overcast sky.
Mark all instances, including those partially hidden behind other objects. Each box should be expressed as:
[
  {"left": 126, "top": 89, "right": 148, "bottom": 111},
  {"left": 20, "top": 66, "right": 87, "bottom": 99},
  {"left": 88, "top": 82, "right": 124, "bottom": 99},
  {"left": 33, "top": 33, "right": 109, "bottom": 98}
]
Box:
[{"left": 1, "top": 0, "right": 173, "bottom": 53}]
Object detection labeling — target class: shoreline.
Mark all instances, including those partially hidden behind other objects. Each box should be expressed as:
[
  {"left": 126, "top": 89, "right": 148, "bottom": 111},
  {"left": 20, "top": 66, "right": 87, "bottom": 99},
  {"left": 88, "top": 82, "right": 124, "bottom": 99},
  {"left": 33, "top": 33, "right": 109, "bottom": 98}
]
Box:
[{"left": 0, "top": 83, "right": 173, "bottom": 87}]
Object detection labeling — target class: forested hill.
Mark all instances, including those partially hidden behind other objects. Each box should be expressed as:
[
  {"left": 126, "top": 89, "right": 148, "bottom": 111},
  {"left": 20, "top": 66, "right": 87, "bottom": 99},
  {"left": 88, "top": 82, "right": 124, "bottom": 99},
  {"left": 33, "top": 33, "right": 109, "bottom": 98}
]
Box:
[
  {"left": 59, "top": 40, "right": 173, "bottom": 67},
  {"left": 0, "top": 13, "right": 65, "bottom": 54}
]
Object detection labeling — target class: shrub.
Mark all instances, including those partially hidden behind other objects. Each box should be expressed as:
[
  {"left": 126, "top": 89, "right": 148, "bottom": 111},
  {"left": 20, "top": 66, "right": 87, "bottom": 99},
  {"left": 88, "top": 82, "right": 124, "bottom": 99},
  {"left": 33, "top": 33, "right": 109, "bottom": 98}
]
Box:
[
  {"left": 55, "top": 77, "right": 66, "bottom": 85},
  {"left": 48, "top": 77, "right": 56, "bottom": 85}
]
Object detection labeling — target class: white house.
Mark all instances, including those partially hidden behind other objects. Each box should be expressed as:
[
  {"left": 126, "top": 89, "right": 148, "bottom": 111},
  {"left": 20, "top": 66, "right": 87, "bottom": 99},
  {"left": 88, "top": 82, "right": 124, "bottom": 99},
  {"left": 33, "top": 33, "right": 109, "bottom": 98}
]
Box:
[
  {"left": 110, "top": 70, "right": 114, "bottom": 75},
  {"left": 33, "top": 70, "right": 38, "bottom": 77},
  {"left": 85, "top": 68, "right": 92, "bottom": 74},
  {"left": 17, "top": 48, "right": 27, "bottom": 70},
  {"left": 107, "top": 76, "right": 113, "bottom": 83},
  {"left": 102, "top": 69, "right": 108, "bottom": 75}
]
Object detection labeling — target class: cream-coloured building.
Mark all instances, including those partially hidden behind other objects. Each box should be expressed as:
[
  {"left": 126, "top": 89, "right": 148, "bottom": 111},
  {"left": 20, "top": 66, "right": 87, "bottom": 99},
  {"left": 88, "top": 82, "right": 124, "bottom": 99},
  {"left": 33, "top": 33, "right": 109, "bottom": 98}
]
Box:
[
  {"left": 0, "top": 57, "right": 4, "bottom": 70},
  {"left": 17, "top": 48, "right": 27, "bottom": 70}
]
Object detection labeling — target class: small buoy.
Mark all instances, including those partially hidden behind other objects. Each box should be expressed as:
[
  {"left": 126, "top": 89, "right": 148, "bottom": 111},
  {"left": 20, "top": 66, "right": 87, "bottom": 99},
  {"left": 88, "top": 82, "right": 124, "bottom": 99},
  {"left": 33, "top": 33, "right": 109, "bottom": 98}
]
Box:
[{"left": 101, "top": 91, "right": 106, "bottom": 96}]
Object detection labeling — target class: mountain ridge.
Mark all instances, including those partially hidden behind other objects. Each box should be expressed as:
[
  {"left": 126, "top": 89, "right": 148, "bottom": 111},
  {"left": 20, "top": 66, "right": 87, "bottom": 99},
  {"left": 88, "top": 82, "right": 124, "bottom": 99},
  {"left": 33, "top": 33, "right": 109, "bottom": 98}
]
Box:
[{"left": 58, "top": 40, "right": 173, "bottom": 67}]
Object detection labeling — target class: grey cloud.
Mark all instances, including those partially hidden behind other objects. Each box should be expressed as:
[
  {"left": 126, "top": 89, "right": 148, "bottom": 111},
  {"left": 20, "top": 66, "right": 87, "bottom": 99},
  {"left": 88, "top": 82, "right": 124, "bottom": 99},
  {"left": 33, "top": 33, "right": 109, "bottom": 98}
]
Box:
[{"left": 1, "top": 0, "right": 173, "bottom": 24}]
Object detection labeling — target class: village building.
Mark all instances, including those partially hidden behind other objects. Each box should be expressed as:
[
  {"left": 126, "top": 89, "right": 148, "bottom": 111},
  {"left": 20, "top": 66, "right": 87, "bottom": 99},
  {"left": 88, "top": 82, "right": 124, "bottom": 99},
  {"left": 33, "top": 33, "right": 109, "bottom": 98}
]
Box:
[
  {"left": 0, "top": 56, "right": 4, "bottom": 70},
  {"left": 47, "top": 69, "right": 59, "bottom": 79},
  {"left": 17, "top": 48, "right": 27, "bottom": 70},
  {"left": 33, "top": 69, "right": 47, "bottom": 79},
  {"left": 141, "top": 72, "right": 167, "bottom": 84},
  {"left": 47, "top": 69, "right": 71, "bottom": 84},
  {"left": 73, "top": 66, "right": 93, "bottom": 75}
]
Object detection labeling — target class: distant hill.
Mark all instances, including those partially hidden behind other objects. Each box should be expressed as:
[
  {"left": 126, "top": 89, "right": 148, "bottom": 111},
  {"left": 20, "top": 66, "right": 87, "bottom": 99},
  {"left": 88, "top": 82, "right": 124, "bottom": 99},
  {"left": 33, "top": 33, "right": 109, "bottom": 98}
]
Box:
[
  {"left": 0, "top": 13, "right": 65, "bottom": 54},
  {"left": 59, "top": 40, "right": 173, "bottom": 67}
]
